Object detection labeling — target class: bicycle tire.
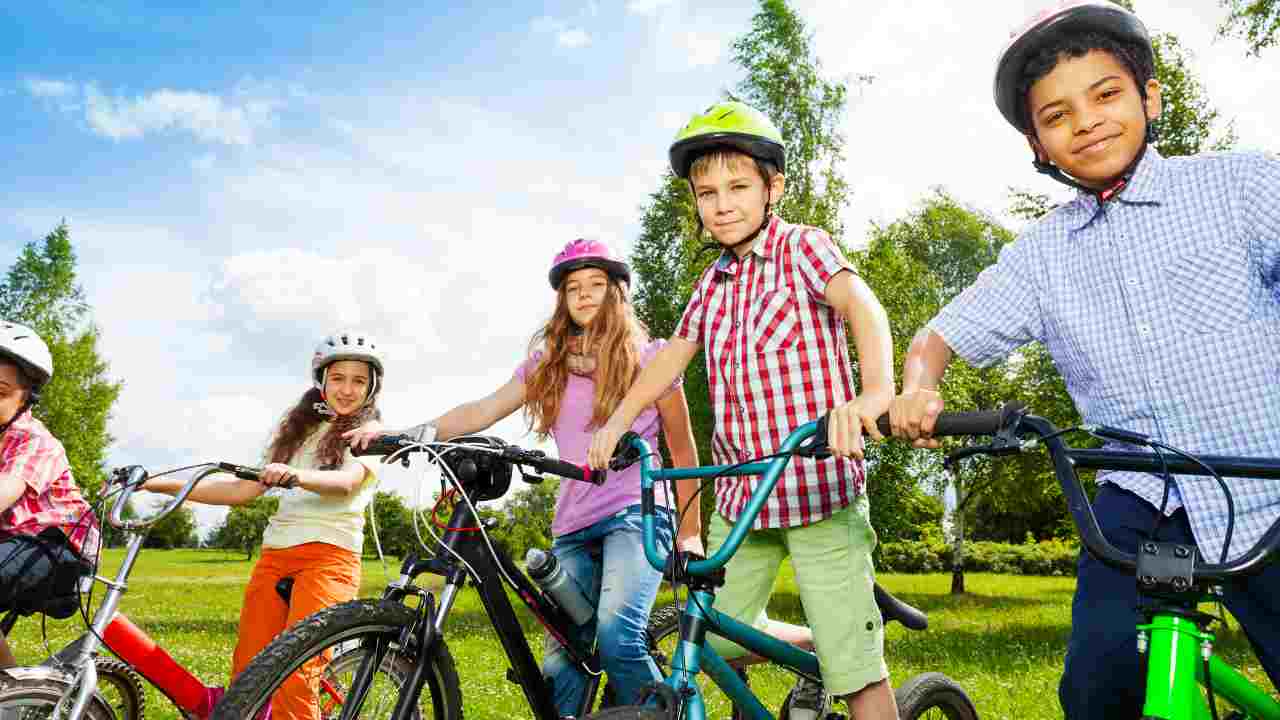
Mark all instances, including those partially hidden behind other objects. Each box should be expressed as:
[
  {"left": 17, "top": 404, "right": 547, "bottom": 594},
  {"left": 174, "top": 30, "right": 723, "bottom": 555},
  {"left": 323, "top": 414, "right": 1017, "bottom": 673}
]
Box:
[
  {"left": 92, "top": 658, "right": 146, "bottom": 720},
  {"left": 894, "top": 672, "right": 979, "bottom": 720},
  {"left": 210, "top": 600, "right": 462, "bottom": 720},
  {"left": 0, "top": 673, "right": 118, "bottom": 720}
]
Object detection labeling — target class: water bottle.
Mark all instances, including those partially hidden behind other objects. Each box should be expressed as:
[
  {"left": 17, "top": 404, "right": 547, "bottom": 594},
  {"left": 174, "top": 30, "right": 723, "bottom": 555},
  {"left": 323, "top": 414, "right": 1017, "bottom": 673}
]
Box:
[{"left": 525, "top": 548, "right": 594, "bottom": 625}]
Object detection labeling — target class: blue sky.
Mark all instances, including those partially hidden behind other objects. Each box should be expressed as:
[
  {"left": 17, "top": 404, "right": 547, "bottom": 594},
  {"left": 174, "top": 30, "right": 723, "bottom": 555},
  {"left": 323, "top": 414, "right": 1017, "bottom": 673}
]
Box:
[{"left": 3, "top": 0, "right": 1278, "bottom": 532}]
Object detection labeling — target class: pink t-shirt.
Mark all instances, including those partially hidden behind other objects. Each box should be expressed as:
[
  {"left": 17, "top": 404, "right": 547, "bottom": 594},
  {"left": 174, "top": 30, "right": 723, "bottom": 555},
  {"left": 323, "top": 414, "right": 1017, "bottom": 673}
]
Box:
[{"left": 515, "top": 339, "right": 681, "bottom": 537}]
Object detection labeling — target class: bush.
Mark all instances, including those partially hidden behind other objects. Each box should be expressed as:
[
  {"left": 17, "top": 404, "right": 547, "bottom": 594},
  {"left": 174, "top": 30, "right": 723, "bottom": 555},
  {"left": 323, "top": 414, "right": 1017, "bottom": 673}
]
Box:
[{"left": 878, "top": 537, "right": 1079, "bottom": 576}]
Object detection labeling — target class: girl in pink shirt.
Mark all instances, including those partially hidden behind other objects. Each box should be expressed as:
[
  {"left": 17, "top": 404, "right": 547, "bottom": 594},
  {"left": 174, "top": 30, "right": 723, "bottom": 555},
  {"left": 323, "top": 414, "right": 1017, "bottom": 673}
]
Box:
[{"left": 349, "top": 239, "right": 701, "bottom": 715}]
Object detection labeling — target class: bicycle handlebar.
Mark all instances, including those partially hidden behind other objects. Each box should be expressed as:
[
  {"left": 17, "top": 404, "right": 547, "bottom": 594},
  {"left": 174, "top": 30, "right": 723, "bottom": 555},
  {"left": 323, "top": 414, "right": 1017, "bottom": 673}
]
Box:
[
  {"left": 352, "top": 434, "right": 607, "bottom": 485},
  {"left": 616, "top": 408, "right": 1007, "bottom": 576},
  {"left": 108, "top": 462, "right": 264, "bottom": 532}
]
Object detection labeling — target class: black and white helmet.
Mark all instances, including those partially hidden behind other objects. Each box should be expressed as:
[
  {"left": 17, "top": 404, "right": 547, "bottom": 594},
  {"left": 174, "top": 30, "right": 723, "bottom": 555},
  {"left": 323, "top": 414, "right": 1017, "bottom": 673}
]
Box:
[
  {"left": 0, "top": 321, "right": 54, "bottom": 393},
  {"left": 311, "top": 330, "right": 385, "bottom": 401}
]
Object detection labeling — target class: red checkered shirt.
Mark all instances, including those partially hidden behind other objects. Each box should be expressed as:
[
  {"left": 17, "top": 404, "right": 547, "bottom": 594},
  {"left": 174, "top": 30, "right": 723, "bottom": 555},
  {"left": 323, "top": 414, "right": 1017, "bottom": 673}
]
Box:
[
  {"left": 1, "top": 410, "right": 100, "bottom": 557},
  {"left": 675, "top": 215, "right": 866, "bottom": 529}
]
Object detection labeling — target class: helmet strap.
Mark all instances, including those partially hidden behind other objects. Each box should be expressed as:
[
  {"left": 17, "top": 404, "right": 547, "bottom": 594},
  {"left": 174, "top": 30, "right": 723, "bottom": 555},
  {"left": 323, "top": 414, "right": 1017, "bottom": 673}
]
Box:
[{"left": 0, "top": 399, "right": 34, "bottom": 439}]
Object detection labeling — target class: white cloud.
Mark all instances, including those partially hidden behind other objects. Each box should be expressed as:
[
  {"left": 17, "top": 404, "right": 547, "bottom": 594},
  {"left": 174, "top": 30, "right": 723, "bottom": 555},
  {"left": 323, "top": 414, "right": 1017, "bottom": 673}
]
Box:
[
  {"left": 558, "top": 28, "right": 592, "bottom": 48},
  {"left": 23, "top": 77, "right": 75, "bottom": 98},
  {"left": 531, "top": 15, "right": 591, "bottom": 49},
  {"left": 627, "top": 0, "right": 678, "bottom": 15},
  {"left": 83, "top": 84, "right": 278, "bottom": 145}
]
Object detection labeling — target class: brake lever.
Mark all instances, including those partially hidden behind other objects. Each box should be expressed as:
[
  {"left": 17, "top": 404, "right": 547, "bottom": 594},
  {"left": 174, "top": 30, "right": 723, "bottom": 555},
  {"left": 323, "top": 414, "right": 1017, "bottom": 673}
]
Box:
[
  {"left": 609, "top": 432, "right": 644, "bottom": 471},
  {"left": 942, "top": 402, "right": 1030, "bottom": 471}
]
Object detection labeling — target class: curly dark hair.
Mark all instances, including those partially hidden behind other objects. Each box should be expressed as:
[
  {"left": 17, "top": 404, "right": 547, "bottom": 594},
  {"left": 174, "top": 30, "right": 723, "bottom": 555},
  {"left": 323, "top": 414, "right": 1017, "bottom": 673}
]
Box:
[
  {"left": 266, "top": 387, "right": 382, "bottom": 468},
  {"left": 1017, "top": 30, "right": 1154, "bottom": 133}
]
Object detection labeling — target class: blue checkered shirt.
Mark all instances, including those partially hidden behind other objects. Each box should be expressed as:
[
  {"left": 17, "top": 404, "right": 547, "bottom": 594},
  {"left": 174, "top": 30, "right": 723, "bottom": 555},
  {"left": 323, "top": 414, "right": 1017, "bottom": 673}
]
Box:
[{"left": 929, "top": 149, "right": 1280, "bottom": 562}]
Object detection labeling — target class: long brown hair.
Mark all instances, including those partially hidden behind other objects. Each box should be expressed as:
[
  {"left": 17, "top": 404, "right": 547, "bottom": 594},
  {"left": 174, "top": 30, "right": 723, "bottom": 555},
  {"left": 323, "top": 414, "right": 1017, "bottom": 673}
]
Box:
[
  {"left": 267, "top": 386, "right": 382, "bottom": 468},
  {"left": 524, "top": 278, "right": 648, "bottom": 435}
]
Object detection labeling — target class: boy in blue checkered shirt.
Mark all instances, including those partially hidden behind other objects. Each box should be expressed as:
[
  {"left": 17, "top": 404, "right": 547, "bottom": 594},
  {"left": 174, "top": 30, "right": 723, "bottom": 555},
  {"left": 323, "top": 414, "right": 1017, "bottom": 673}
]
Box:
[{"left": 888, "top": 1, "right": 1280, "bottom": 717}]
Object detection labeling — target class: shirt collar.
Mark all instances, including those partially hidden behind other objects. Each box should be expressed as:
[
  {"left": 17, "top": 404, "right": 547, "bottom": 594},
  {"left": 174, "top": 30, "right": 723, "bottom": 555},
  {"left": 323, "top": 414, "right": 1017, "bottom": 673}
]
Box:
[
  {"left": 1067, "top": 147, "right": 1166, "bottom": 231},
  {"left": 713, "top": 215, "right": 783, "bottom": 275}
]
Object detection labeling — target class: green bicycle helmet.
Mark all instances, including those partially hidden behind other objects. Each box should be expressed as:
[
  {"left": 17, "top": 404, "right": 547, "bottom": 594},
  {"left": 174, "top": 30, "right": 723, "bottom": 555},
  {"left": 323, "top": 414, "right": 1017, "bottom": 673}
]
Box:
[{"left": 669, "top": 101, "right": 786, "bottom": 179}]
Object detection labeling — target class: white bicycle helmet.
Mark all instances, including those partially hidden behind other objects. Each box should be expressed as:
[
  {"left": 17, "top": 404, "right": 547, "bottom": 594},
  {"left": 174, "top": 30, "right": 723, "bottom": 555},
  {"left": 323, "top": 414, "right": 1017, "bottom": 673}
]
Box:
[
  {"left": 0, "top": 321, "right": 54, "bottom": 392},
  {"left": 311, "top": 330, "right": 386, "bottom": 404}
]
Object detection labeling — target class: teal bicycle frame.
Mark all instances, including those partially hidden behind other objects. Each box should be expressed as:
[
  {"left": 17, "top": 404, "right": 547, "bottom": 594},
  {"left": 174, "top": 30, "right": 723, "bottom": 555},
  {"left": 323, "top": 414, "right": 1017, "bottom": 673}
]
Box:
[{"left": 626, "top": 420, "right": 824, "bottom": 720}]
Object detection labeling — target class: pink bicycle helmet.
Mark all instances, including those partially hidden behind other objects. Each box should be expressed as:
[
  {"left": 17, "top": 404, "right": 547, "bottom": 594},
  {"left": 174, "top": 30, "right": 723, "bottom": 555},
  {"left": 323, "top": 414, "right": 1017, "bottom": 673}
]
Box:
[
  {"left": 548, "top": 239, "right": 631, "bottom": 290},
  {"left": 994, "top": 0, "right": 1151, "bottom": 133}
]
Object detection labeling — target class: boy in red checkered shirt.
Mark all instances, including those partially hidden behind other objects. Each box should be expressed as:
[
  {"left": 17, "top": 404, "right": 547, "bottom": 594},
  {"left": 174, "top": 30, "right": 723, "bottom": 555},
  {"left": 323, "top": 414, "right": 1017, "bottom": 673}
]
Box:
[
  {"left": 589, "top": 101, "right": 897, "bottom": 720},
  {"left": 0, "top": 322, "right": 100, "bottom": 668}
]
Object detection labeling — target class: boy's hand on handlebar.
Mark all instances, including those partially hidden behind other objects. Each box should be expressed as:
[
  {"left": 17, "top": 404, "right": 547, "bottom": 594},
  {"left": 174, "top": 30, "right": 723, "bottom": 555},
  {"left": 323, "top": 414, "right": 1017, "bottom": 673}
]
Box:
[
  {"left": 342, "top": 421, "right": 386, "bottom": 451},
  {"left": 260, "top": 463, "right": 299, "bottom": 489},
  {"left": 587, "top": 419, "right": 627, "bottom": 470},
  {"left": 889, "top": 389, "right": 944, "bottom": 449},
  {"left": 828, "top": 391, "right": 891, "bottom": 460}
]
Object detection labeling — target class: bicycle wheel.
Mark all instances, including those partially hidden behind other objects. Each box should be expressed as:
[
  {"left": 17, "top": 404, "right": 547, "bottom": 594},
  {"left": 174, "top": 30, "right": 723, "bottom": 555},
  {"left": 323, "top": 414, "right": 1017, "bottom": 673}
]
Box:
[
  {"left": 91, "top": 659, "right": 146, "bottom": 720},
  {"left": 0, "top": 673, "right": 117, "bottom": 720},
  {"left": 894, "top": 672, "right": 978, "bottom": 720},
  {"left": 210, "top": 600, "right": 462, "bottom": 720}
]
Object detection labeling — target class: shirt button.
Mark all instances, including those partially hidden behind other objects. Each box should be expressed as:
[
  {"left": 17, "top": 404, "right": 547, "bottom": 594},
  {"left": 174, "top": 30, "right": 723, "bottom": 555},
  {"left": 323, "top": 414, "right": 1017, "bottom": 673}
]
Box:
[
  {"left": 1127, "top": 277, "right": 1139, "bottom": 286},
  {"left": 1137, "top": 324, "right": 1152, "bottom": 336}
]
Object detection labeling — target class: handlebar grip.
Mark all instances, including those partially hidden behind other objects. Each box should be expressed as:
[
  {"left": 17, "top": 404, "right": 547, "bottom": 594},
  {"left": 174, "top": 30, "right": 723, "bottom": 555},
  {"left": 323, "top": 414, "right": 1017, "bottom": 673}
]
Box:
[
  {"left": 931, "top": 411, "right": 1004, "bottom": 437},
  {"left": 217, "top": 462, "right": 262, "bottom": 481},
  {"left": 352, "top": 434, "right": 416, "bottom": 457},
  {"left": 536, "top": 456, "right": 607, "bottom": 486}
]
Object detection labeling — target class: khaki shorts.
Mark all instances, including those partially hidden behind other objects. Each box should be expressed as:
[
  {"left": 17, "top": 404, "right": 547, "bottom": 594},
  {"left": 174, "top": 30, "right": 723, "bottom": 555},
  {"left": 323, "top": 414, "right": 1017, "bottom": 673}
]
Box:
[{"left": 704, "top": 496, "right": 888, "bottom": 696}]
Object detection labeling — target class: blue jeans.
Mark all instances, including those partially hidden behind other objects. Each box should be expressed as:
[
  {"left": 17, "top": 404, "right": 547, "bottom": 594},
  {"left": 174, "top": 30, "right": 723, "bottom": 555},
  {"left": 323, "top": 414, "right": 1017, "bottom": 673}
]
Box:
[
  {"left": 1060, "top": 485, "right": 1280, "bottom": 718},
  {"left": 542, "top": 505, "right": 672, "bottom": 717}
]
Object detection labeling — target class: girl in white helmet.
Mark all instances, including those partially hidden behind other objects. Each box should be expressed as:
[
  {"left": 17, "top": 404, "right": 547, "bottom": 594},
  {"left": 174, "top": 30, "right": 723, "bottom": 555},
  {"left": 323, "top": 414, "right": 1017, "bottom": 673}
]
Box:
[
  {"left": 144, "top": 330, "right": 385, "bottom": 720},
  {"left": 348, "top": 239, "right": 703, "bottom": 717},
  {"left": 0, "top": 321, "right": 100, "bottom": 668}
]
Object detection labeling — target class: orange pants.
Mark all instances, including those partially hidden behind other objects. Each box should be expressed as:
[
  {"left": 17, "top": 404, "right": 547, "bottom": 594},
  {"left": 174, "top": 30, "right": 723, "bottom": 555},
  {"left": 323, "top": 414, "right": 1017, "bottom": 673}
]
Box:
[{"left": 231, "top": 542, "right": 361, "bottom": 720}]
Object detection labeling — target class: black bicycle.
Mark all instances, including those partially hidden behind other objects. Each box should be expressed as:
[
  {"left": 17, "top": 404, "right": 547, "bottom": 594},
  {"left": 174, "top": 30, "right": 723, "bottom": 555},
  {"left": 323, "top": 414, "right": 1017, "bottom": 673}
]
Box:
[{"left": 212, "top": 435, "right": 682, "bottom": 720}]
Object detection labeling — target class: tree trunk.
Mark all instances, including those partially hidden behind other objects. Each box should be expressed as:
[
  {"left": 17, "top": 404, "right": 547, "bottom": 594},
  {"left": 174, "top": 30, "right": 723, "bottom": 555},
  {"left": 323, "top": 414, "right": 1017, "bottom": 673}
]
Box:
[{"left": 951, "top": 493, "right": 966, "bottom": 595}]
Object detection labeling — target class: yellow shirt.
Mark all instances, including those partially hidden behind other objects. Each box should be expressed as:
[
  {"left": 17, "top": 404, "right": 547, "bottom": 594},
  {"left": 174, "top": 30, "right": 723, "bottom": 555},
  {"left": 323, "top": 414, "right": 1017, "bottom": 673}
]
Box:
[{"left": 261, "top": 423, "right": 379, "bottom": 553}]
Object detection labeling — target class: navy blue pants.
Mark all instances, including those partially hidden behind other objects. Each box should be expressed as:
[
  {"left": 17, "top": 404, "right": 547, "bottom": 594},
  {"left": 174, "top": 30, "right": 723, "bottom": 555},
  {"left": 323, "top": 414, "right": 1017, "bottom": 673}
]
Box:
[{"left": 1060, "top": 485, "right": 1280, "bottom": 718}]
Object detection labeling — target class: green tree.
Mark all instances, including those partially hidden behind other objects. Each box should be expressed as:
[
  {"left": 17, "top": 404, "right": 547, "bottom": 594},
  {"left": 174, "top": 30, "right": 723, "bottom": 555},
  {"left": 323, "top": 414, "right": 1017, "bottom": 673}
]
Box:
[
  {"left": 1218, "top": 0, "right": 1280, "bottom": 55},
  {"left": 211, "top": 496, "right": 279, "bottom": 559},
  {"left": 144, "top": 506, "right": 198, "bottom": 549},
  {"left": 363, "top": 491, "right": 417, "bottom": 559},
  {"left": 1, "top": 223, "right": 122, "bottom": 507},
  {"left": 857, "top": 191, "right": 1083, "bottom": 592},
  {"left": 1150, "top": 33, "right": 1238, "bottom": 156}
]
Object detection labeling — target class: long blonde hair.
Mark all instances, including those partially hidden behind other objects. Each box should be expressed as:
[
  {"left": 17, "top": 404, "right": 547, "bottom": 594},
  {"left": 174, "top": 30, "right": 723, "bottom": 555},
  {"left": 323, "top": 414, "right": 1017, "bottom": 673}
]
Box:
[{"left": 524, "top": 279, "right": 648, "bottom": 435}]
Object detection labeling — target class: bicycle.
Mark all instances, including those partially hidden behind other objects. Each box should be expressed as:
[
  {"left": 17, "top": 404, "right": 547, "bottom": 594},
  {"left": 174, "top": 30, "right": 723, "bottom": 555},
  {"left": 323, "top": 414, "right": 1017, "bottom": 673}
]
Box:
[
  {"left": 212, "top": 434, "right": 683, "bottom": 720},
  {"left": 578, "top": 413, "right": 983, "bottom": 720},
  {"left": 922, "top": 402, "right": 1280, "bottom": 720},
  {"left": 0, "top": 461, "right": 359, "bottom": 720}
]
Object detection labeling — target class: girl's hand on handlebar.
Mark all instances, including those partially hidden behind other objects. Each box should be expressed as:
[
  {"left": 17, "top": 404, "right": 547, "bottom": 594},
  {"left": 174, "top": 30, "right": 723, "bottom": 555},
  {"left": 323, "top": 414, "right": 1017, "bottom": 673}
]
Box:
[
  {"left": 889, "top": 389, "right": 944, "bottom": 449},
  {"left": 260, "top": 463, "right": 299, "bottom": 489},
  {"left": 342, "top": 421, "right": 386, "bottom": 451},
  {"left": 587, "top": 418, "right": 627, "bottom": 470}
]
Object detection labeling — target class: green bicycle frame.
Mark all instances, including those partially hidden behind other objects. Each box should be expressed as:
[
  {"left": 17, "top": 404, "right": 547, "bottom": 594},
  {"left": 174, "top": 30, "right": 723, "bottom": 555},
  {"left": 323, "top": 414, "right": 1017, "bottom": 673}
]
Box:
[
  {"left": 1141, "top": 611, "right": 1280, "bottom": 720},
  {"left": 629, "top": 423, "right": 823, "bottom": 720}
]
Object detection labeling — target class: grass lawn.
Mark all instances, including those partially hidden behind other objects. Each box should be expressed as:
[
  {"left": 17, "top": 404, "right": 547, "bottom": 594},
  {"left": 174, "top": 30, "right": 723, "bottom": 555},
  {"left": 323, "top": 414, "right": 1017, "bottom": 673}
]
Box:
[{"left": 5, "top": 548, "right": 1273, "bottom": 719}]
